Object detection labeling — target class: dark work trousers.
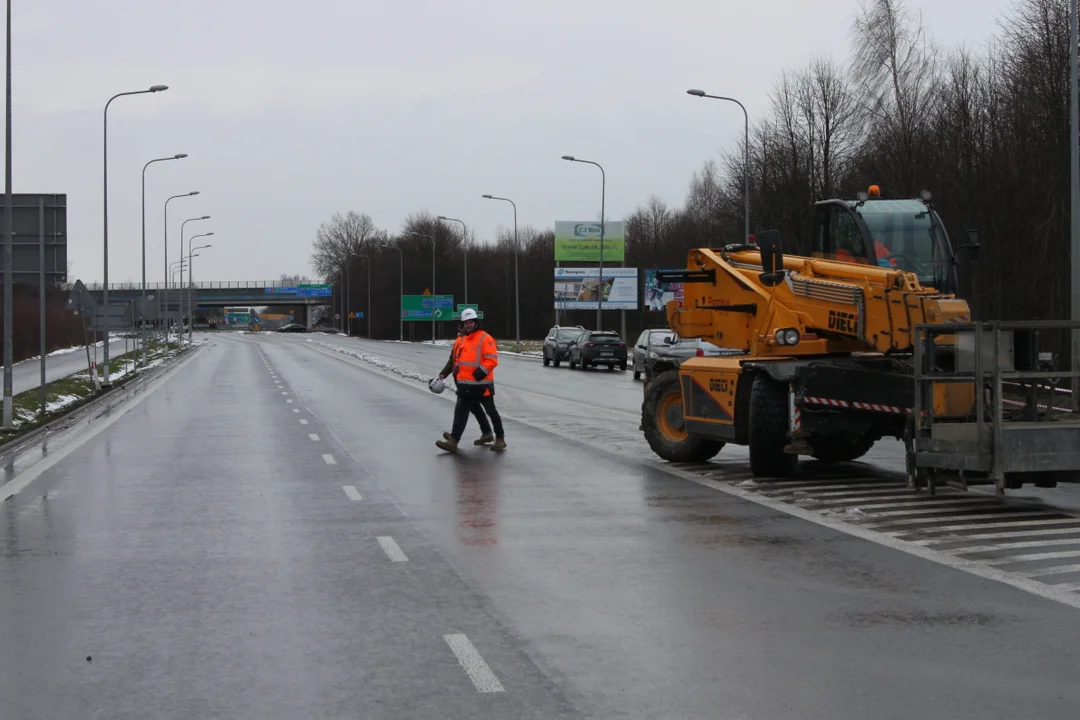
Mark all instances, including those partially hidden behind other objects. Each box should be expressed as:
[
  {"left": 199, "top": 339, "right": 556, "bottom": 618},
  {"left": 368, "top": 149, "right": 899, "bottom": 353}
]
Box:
[
  {"left": 470, "top": 401, "right": 492, "bottom": 436},
  {"left": 451, "top": 391, "right": 505, "bottom": 441}
]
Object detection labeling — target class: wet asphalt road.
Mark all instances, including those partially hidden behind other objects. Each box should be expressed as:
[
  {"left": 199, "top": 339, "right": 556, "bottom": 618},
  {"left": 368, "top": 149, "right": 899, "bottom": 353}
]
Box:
[
  {"left": 12, "top": 338, "right": 137, "bottom": 395},
  {"left": 1, "top": 331, "right": 1080, "bottom": 719}
]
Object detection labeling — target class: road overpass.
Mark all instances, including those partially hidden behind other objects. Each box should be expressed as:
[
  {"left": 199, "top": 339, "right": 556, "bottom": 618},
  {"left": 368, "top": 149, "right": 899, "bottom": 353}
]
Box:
[{"left": 77, "top": 281, "right": 333, "bottom": 325}]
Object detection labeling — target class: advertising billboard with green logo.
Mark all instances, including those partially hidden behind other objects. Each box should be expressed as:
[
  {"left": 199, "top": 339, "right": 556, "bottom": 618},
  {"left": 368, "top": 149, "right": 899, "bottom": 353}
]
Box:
[{"left": 554, "top": 221, "right": 625, "bottom": 262}]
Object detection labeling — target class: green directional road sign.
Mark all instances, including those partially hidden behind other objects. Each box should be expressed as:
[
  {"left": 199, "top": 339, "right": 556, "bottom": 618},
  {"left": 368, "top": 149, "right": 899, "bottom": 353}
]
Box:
[
  {"left": 402, "top": 294, "right": 454, "bottom": 321},
  {"left": 451, "top": 303, "right": 483, "bottom": 320}
]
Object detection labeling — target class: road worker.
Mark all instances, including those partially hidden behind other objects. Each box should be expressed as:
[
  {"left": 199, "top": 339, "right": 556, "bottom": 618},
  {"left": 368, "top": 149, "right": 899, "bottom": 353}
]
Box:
[
  {"left": 435, "top": 308, "right": 507, "bottom": 453},
  {"left": 439, "top": 321, "right": 495, "bottom": 446}
]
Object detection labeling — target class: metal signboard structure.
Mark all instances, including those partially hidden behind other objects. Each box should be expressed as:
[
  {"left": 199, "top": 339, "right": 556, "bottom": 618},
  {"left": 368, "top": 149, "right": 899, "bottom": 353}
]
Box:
[
  {"left": 553, "top": 220, "right": 625, "bottom": 263},
  {"left": 0, "top": 193, "right": 67, "bottom": 286},
  {"left": 401, "top": 294, "right": 454, "bottom": 321},
  {"left": 298, "top": 283, "right": 332, "bottom": 297},
  {"left": 554, "top": 267, "right": 638, "bottom": 310}
]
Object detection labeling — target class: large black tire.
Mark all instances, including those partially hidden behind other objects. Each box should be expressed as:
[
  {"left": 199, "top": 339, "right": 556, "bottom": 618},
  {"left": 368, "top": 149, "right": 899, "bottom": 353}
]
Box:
[
  {"left": 543, "top": 351, "right": 551, "bottom": 367},
  {"left": 643, "top": 370, "right": 724, "bottom": 463},
  {"left": 749, "top": 374, "right": 797, "bottom": 477},
  {"left": 809, "top": 436, "right": 875, "bottom": 463}
]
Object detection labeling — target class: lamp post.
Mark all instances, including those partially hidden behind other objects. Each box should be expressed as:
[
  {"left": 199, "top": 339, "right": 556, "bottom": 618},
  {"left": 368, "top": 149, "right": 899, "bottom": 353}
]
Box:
[
  {"left": 437, "top": 216, "right": 468, "bottom": 304},
  {"left": 186, "top": 233, "right": 213, "bottom": 344},
  {"left": 1071, "top": 0, "right": 1080, "bottom": 409},
  {"left": 357, "top": 254, "right": 371, "bottom": 337},
  {"left": 3, "top": 0, "right": 12, "bottom": 427},
  {"left": 383, "top": 241, "right": 403, "bottom": 341},
  {"left": 188, "top": 241, "right": 212, "bottom": 344},
  {"left": 407, "top": 231, "right": 436, "bottom": 343},
  {"left": 163, "top": 192, "right": 198, "bottom": 343},
  {"left": 687, "top": 89, "right": 750, "bottom": 243},
  {"left": 560, "top": 156, "right": 607, "bottom": 331},
  {"left": 141, "top": 153, "right": 186, "bottom": 366},
  {"left": 101, "top": 83, "right": 168, "bottom": 389},
  {"left": 179, "top": 216, "right": 209, "bottom": 341},
  {"left": 481, "top": 194, "right": 520, "bottom": 351}
]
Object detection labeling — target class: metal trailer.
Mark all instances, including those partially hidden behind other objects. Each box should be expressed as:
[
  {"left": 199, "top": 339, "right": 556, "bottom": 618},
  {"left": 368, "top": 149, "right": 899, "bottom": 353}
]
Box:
[{"left": 908, "top": 320, "right": 1080, "bottom": 498}]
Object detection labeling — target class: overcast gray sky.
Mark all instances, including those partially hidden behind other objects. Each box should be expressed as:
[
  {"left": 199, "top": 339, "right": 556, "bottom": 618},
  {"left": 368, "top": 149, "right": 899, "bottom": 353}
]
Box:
[{"left": 6, "top": 0, "right": 1011, "bottom": 284}]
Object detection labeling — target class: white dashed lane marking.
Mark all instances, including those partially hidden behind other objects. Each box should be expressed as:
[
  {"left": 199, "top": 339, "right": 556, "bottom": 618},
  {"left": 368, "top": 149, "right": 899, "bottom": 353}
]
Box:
[
  {"left": 342, "top": 486, "right": 362, "bottom": 501},
  {"left": 443, "top": 633, "right": 504, "bottom": 693},
  {"left": 376, "top": 536, "right": 408, "bottom": 562}
]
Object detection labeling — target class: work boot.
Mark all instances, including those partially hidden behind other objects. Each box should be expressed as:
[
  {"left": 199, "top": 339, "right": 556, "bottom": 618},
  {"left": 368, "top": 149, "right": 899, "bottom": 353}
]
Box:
[
  {"left": 489, "top": 438, "right": 507, "bottom": 452},
  {"left": 474, "top": 434, "right": 495, "bottom": 446},
  {"left": 436, "top": 436, "right": 459, "bottom": 454},
  {"left": 443, "top": 431, "right": 453, "bottom": 441}
]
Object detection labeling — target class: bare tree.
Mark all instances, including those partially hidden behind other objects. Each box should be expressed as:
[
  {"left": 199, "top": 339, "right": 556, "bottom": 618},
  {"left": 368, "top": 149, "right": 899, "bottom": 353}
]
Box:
[
  {"left": 851, "top": 0, "right": 941, "bottom": 192},
  {"left": 310, "top": 211, "right": 380, "bottom": 279}
]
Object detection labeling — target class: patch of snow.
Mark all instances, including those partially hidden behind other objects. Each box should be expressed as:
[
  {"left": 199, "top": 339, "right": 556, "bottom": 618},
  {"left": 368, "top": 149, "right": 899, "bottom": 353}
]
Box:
[
  {"left": 735, "top": 479, "right": 758, "bottom": 488},
  {"left": 312, "top": 340, "right": 433, "bottom": 384},
  {"left": 842, "top": 507, "right": 866, "bottom": 518},
  {"left": 46, "top": 394, "right": 83, "bottom": 413}
]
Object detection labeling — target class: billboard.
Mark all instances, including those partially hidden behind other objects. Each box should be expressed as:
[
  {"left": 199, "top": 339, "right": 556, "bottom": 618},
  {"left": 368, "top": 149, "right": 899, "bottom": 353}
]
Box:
[
  {"left": 0, "top": 193, "right": 67, "bottom": 287},
  {"left": 554, "top": 221, "right": 625, "bottom": 262},
  {"left": 554, "top": 267, "right": 638, "bottom": 311},
  {"left": 643, "top": 269, "right": 685, "bottom": 312}
]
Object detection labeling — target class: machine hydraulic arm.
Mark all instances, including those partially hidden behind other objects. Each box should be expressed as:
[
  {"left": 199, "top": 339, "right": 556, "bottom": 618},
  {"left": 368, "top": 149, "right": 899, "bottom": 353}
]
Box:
[{"left": 659, "top": 241, "right": 971, "bottom": 358}]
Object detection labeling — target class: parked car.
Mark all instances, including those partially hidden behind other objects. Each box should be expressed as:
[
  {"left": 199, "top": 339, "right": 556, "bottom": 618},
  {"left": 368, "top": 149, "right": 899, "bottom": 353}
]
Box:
[
  {"left": 631, "top": 328, "right": 677, "bottom": 380},
  {"left": 277, "top": 323, "right": 308, "bottom": 333},
  {"left": 643, "top": 335, "right": 744, "bottom": 382},
  {"left": 568, "top": 330, "right": 627, "bottom": 371},
  {"left": 542, "top": 325, "right": 587, "bottom": 367}
]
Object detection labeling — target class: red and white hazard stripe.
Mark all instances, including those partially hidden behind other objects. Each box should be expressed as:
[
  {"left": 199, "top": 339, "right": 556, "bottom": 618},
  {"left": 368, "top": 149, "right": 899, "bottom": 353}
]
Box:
[{"left": 803, "top": 396, "right": 911, "bottom": 415}]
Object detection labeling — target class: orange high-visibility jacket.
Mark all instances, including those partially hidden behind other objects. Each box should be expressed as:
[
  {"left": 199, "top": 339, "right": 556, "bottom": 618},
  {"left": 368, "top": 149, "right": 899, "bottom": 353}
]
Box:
[{"left": 451, "top": 329, "right": 498, "bottom": 392}]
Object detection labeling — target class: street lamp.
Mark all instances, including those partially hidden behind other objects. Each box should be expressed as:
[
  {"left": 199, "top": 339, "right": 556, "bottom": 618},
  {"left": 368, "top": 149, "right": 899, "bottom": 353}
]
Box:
[
  {"left": 141, "top": 153, "right": 186, "bottom": 366},
  {"left": 164, "top": 192, "right": 198, "bottom": 342},
  {"left": 407, "top": 231, "right": 437, "bottom": 343},
  {"left": 382, "top": 241, "right": 404, "bottom": 341},
  {"left": 687, "top": 88, "right": 750, "bottom": 243},
  {"left": 186, "top": 233, "right": 213, "bottom": 344},
  {"left": 357, "top": 254, "right": 371, "bottom": 338},
  {"left": 560, "top": 156, "right": 607, "bottom": 331},
  {"left": 188, "top": 241, "right": 212, "bottom": 344},
  {"left": 3, "top": 0, "right": 13, "bottom": 427},
  {"left": 437, "top": 216, "right": 468, "bottom": 304},
  {"left": 481, "top": 194, "right": 520, "bottom": 351},
  {"left": 101, "top": 83, "right": 168, "bottom": 389}
]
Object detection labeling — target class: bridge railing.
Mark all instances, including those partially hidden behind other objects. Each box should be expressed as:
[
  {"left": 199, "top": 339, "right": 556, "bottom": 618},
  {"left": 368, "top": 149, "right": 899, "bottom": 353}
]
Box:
[{"left": 74, "top": 281, "right": 302, "bottom": 291}]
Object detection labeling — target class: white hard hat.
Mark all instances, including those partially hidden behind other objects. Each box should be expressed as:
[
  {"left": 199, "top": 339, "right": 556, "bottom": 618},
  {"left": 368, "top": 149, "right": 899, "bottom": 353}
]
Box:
[
  {"left": 428, "top": 377, "right": 445, "bottom": 394},
  {"left": 460, "top": 308, "right": 478, "bottom": 321}
]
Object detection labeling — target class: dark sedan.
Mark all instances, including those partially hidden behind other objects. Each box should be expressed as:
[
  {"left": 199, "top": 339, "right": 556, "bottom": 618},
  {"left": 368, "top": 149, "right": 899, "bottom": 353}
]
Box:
[{"left": 569, "top": 331, "right": 627, "bottom": 371}]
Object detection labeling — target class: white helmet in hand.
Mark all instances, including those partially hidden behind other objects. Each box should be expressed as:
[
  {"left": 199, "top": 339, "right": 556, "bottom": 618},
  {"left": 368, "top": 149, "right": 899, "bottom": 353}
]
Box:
[
  {"left": 460, "top": 308, "right": 478, "bottom": 322},
  {"left": 428, "top": 377, "right": 446, "bottom": 394}
]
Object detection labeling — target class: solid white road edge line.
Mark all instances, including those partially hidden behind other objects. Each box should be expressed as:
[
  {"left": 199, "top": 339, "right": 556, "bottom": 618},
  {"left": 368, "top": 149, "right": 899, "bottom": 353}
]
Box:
[
  {"left": 322, "top": 454, "right": 337, "bottom": 465},
  {"left": 342, "top": 485, "right": 362, "bottom": 501},
  {"left": 443, "top": 633, "right": 505, "bottom": 693},
  {"left": 302, "top": 340, "right": 1080, "bottom": 611},
  {"left": 376, "top": 536, "right": 408, "bottom": 562},
  {"left": 0, "top": 344, "right": 205, "bottom": 503}
]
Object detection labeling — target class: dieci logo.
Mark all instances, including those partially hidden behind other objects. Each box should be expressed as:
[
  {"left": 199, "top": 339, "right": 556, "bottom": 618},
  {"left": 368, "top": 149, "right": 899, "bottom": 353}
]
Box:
[
  {"left": 573, "top": 223, "right": 603, "bottom": 238},
  {"left": 827, "top": 309, "right": 858, "bottom": 335}
]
